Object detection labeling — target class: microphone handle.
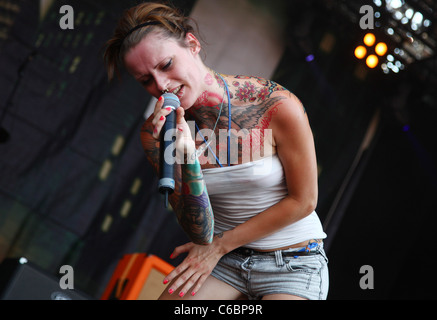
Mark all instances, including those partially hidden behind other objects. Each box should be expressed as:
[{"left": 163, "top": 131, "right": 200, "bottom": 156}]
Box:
[{"left": 158, "top": 108, "right": 177, "bottom": 207}]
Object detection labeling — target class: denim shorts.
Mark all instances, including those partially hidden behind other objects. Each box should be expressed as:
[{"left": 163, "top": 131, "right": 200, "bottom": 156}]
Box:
[{"left": 210, "top": 241, "right": 329, "bottom": 300}]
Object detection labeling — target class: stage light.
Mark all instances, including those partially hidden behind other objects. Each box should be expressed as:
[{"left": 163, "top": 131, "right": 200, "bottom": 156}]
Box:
[
  {"left": 354, "top": 46, "right": 367, "bottom": 59},
  {"left": 363, "top": 33, "right": 376, "bottom": 46},
  {"left": 405, "top": 8, "right": 414, "bottom": 19},
  {"left": 366, "top": 55, "right": 379, "bottom": 68},
  {"left": 389, "top": 0, "right": 404, "bottom": 10},
  {"left": 412, "top": 12, "right": 423, "bottom": 25},
  {"left": 305, "top": 54, "right": 315, "bottom": 62},
  {"left": 375, "top": 42, "right": 388, "bottom": 56},
  {"left": 355, "top": 33, "right": 391, "bottom": 72}
]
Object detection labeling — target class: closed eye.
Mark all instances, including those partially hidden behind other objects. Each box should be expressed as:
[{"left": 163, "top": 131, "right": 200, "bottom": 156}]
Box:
[
  {"left": 162, "top": 58, "right": 172, "bottom": 70},
  {"left": 138, "top": 58, "right": 172, "bottom": 87}
]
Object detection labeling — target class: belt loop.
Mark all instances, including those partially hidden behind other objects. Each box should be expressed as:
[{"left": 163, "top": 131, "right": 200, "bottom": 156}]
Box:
[{"left": 275, "top": 250, "right": 284, "bottom": 267}]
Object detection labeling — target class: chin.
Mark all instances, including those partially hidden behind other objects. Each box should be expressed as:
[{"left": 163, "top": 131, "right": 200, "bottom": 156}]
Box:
[{"left": 179, "top": 95, "right": 196, "bottom": 110}]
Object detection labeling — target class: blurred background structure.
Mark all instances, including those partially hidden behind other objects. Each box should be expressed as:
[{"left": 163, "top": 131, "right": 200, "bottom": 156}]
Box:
[{"left": 0, "top": 0, "right": 436, "bottom": 299}]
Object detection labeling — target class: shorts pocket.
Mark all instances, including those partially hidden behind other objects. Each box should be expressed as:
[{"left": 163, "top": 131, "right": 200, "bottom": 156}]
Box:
[{"left": 284, "top": 255, "right": 322, "bottom": 274}]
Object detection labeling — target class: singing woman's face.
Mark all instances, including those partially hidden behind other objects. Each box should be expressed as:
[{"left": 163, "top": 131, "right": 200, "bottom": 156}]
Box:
[{"left": 124, "top": 30, "right": 204, "bottom": 109}]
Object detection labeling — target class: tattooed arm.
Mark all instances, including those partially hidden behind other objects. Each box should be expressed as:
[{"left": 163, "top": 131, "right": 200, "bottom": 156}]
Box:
[
  {"left": 140, "top": 108, "right": 214, "bottom": 245},
  {"left": 180, "top": 155, "right": 214, "bottom": 244}
]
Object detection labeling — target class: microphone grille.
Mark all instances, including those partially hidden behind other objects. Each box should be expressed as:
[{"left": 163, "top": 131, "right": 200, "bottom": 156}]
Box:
[{"left": 162, "top": 93, "right": 180, "bottom": 109}]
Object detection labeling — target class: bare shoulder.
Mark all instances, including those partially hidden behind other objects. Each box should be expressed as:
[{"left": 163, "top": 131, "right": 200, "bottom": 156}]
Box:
[
  {"left": 226, "top": 75, "right": 306, "bottom": 127},
  {"left": 267, "top": 87, "right": 313, "bottom": 149},
  {"left": 271, "top": 89, "right": 307, "bottom": 120},
  {"left": 227, "top": 75, "right": 290, "bottom": 105}
]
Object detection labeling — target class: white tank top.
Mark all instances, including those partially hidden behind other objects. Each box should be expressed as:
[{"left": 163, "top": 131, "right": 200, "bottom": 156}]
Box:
[{"left": 202, "top": 154, "right": 327, "bottom": 250}]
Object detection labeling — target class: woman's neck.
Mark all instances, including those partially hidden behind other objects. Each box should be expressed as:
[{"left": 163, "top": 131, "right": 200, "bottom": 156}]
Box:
[
  {"left": 192, "top": 69, "right": 228, "bottom": 108},
  {"left": 188, "top": 69, "right": 229, "bottom": 128}
]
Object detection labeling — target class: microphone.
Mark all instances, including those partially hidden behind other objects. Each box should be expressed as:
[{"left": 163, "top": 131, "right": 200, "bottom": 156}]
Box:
[{"left": 158, "top": 93, "right": 180, "bottom": 208}]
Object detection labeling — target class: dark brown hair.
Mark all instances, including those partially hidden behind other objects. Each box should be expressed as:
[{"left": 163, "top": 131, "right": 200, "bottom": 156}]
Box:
[{"left": 103, "top": 2, "right": 196, "bottom": 80}]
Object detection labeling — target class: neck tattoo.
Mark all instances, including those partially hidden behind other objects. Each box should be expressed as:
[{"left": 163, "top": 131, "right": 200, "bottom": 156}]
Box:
[{"left": 195, "top": 77, "right": 227, "bottom": 158}]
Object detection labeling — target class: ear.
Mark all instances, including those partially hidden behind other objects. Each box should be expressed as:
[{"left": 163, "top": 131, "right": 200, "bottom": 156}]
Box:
[{"left": 185, "top": 32, "right": 201, "bottom": 55}]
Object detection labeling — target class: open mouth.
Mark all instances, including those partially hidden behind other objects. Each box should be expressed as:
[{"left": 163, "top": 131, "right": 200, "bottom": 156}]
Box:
[{"left": 171, "top": 85, "right": 183, "bottom": 97}]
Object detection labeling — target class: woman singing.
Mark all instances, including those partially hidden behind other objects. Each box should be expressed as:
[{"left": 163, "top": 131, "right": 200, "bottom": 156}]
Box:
[{"left": 104, "top": 2, "right": 328, "bottom": 300}]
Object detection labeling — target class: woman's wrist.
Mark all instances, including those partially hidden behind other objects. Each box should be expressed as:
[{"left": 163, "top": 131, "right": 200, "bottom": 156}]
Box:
[
  {"left": 213, "top": 231, "right": 235, "bottom": 255},
  {"left": 182, "top": 144, "right": 197, "bottom": 165},
  {"left": 176, "top": 139, "right": 196, "bottom": 165}
]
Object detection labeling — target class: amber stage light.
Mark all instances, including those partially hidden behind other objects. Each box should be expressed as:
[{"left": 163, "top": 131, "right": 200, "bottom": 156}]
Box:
[
  {"left": 366, "top": 54, "right": 379, "bottom": 68},
  {"left": 354, "top": 45, "right": 367, "bottom": 59},
  {"left": 375, "top": 42, "right": 388, "bottom": 56},
  {"left": 363, "top": 33, "right": 376, "bottom": 47}
]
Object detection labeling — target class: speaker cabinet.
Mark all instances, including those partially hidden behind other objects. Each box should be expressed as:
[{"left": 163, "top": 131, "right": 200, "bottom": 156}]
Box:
[
  {"left": 101, "top": 253, "right": 174, "bottom": 300},
  {"left": 0, "top": 257, "right": 93, "bottom": 300}
]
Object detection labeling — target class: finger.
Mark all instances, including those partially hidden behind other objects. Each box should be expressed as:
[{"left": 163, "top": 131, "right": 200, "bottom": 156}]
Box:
[
  {"left": 190, "top": 274, "right": 209, "bottom": 297},
  {"left": 151, "top": 107, "right": 177, "bottom": 139},
  {"left": 163, "top": 243, "right": 193, "bottom": 286},
  {"left": 152, "top": 119, "right": 163, "bottom": 140},
  {"left": 178, "top": 272, "right": 202, "bottom": 298},
  {"left": 169, "top": 269, "right": 198, "bottom": 297},
  {"left": 152, "top": 106, "right": 175, "bottom": 126},
  {"left": 163, "top": 261, "right": 189, "bottom": 287},
  {"left": 170, "top": 242, "right": 194, "bottom": 260},
  {"left": 153, "top": 95, "right": 165, "bottom": 116},
  {"left": 175, "top": 106, "right": 185, "bottom": 124}
]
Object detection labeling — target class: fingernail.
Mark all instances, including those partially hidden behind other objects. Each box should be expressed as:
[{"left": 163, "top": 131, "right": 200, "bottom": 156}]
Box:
[
  {"left": 179, "top": 292, "right": 185, "bottom": 298},
  {"left": 163, "top": 279, "right": 168, "bottom": 284},
  {"left": 166, "top": 107, "right": 172, "bottom": 111},
  {"left": 168, "top": 289, "right": 174, "bottom": 294},
  {"left": 158, "top": 96, "right": 163, "bottom": 101},
  {"left": 178, "top": 128, "right": 183, "bottom": 132},
  {"left": 191, "top": 291, "right": 196, "bottom": 296},
  {"left": 160, "top": 116, "right": 165, "bottom": 121},
  {"left": 170, "top": 253, "right": 174, "bottom": 259}
]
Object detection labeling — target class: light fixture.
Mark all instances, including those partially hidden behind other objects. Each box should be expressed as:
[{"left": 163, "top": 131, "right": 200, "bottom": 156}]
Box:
[
  {"left": 366, "top": 55, "right": 379, "bottom": 68},
  {"left": 375, "top": 42, "right": 388, "bottom": 56},
  {"left": 354, "top": 33, "right": 387, "bottom": 70},
  {"left": 364, "top": 33, "right": 376, "bottom": 46},
  {"left": 354, "top": 46, "right": 367, "bottom": 59}
]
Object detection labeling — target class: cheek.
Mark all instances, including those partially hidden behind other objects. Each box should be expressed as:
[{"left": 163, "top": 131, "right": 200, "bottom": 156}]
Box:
[
  {"left": 178, "top": 73, "right": 199, "bottom": 108},
  {"left": 176, "top": 56, "right": 203, "bottom": 107}
]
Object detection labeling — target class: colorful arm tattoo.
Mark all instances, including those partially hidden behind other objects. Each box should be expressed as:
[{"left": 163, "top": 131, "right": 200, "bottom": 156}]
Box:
[
  {"left": 180, "top": 157, "right": 214, "bottom": 245},
  {"left": 140, "top": 120, "right": 214, "bottom": 245}
]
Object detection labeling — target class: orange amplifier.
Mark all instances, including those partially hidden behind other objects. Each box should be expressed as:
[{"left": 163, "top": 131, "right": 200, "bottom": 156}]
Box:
[{"left": 101, "top": 253, "right": 174, "bottom": 300}]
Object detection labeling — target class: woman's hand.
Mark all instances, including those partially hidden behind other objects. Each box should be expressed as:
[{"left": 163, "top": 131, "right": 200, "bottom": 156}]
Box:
[
  {"left": 151, "top": 97, "right": 195, "bottom": 162},
  {"left": 163, "top": 240, "right": 225, "bottom": 297}
]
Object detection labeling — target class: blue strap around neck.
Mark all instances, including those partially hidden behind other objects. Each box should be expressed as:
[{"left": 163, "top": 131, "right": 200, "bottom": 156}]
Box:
[
  {"left": 223, "top": 74, "right": 231, "bottom": 167},
  {"left": 195, "top": 73, "right": 231, "bottom": 167}
]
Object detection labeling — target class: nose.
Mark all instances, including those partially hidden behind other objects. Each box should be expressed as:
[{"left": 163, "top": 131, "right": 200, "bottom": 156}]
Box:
[{"left": 154, "top": 73, "right": 170, "bottom": 94}]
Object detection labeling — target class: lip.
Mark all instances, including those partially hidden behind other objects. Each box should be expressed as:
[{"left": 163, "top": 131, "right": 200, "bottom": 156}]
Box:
[{"left": 171, "top": 85, "right": 184, "bottom": 99}]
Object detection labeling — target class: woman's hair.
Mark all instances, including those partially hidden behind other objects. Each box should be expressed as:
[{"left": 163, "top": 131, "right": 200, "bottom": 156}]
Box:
[{"left": 103, "top": 2, "right": 196, "bottom": 81}]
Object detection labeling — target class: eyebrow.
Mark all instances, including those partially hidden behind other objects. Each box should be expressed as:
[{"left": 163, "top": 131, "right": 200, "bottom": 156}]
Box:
[
  {"left": 137, "top": 73, "right": 150, "bottom": 81},
  {"left": 136, "top": 57, "right": 170, "bottom": 81}
]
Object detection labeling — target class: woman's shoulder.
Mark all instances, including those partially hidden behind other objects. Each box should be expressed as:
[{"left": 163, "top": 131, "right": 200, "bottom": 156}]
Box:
[
  {"left": 225, "top": 74, "right": 294, "bottom": 105},
  {"left": 229, "top": 75, "right": 307, "bottom": 122}
]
